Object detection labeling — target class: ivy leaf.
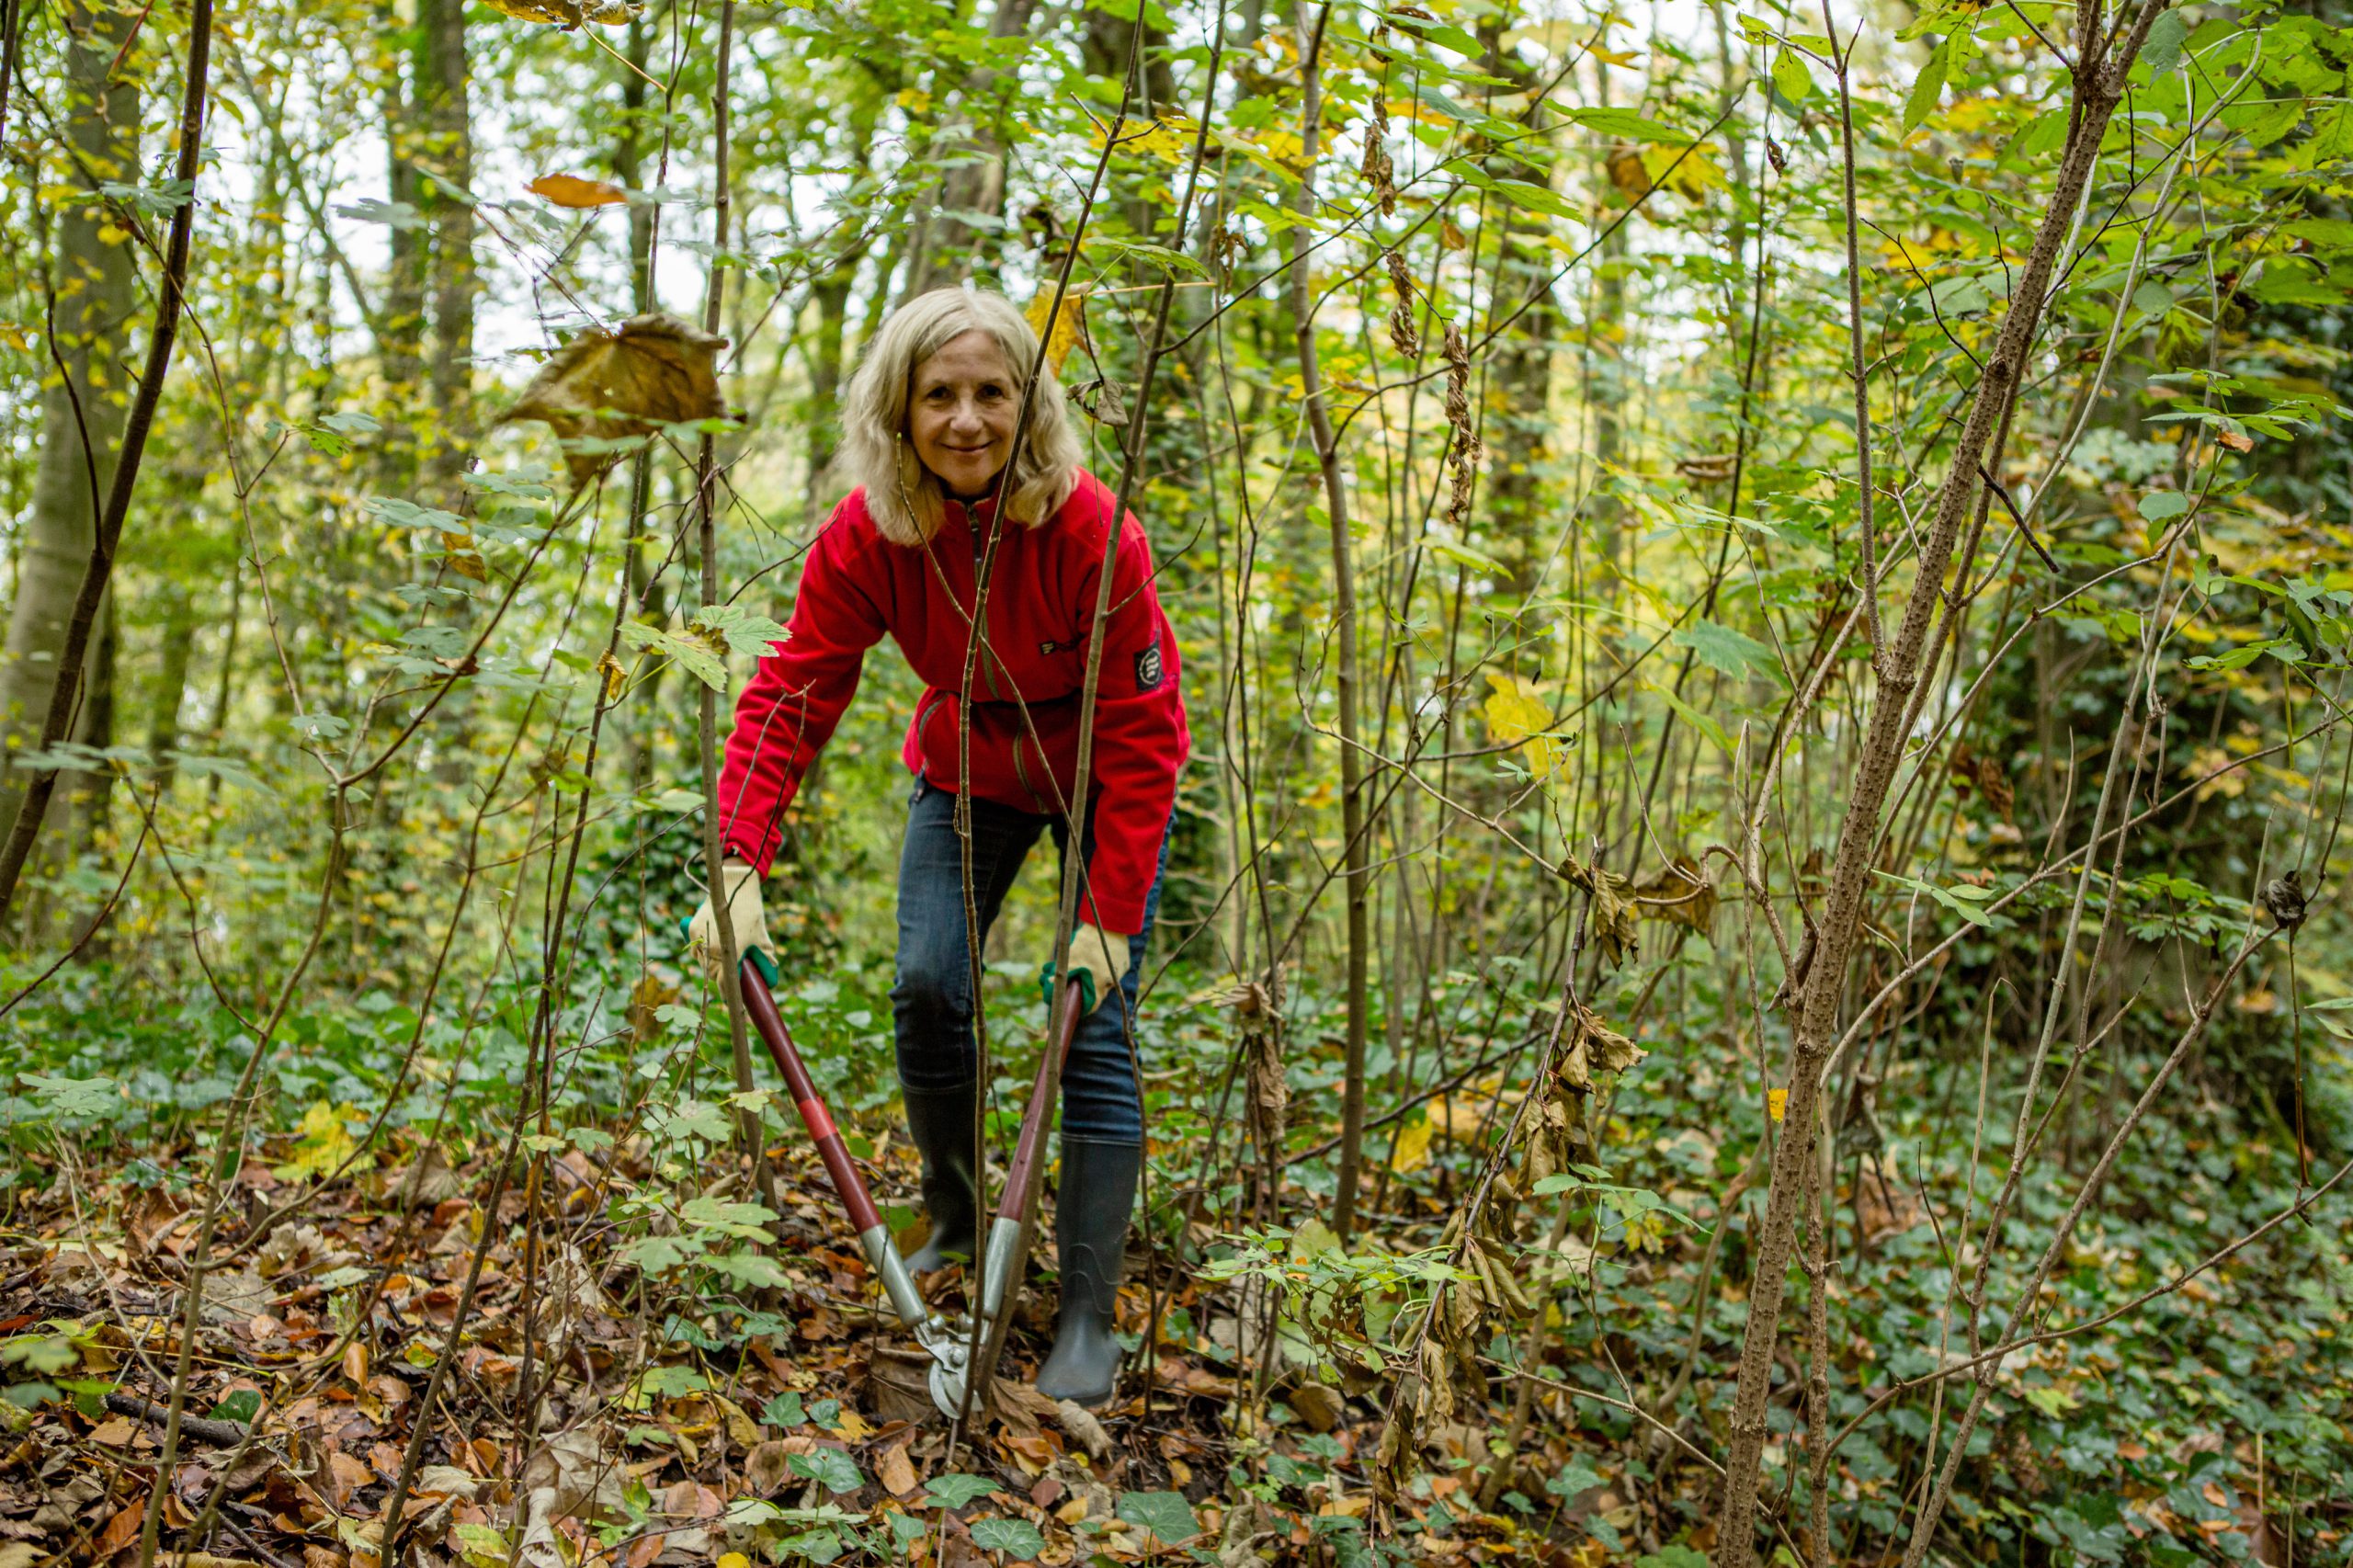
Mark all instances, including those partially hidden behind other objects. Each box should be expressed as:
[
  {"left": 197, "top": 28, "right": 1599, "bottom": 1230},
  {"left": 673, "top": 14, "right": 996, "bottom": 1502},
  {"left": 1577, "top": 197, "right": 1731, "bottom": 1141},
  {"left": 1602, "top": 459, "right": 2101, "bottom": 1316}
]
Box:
[
  {"left": 919, "top": 1472, "right": 1000, "bottom": 1508},
  {"left": 788, "top": 1448, "right": 864, "bottom": 1494},
  {"left": 966, "top": 1517, "right": 1044, "bottom": 1559},
  {"left": 1116, "top": 1491, "right": 1199, "bottom": 1545},
  {"left": 760, "top": 1390, "right": 805, "bottom": 1427}
]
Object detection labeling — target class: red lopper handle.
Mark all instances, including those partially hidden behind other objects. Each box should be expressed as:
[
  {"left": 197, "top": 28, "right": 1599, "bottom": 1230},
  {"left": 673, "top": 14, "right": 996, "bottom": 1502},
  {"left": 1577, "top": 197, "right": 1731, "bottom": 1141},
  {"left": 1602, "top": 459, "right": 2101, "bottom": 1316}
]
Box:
[{"left": 737, "top": 960, "right": 884, "bottom": 1236}]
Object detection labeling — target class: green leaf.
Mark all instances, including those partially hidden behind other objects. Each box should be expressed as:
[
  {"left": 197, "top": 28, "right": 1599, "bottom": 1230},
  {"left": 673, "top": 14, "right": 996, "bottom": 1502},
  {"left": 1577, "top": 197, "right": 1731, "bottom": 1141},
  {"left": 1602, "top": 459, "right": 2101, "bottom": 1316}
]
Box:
[
  {"left": 705, "top": 1249, "right": 791, "bottom": 1288},
  {"left": 1563, "top": 107, "right": 1685, "bottom": 143},
  {"left": 692, "top": 602, "right": 790, "bottom": 659},
  {"left": 209, "top": 1388, "right": 262, "bottom": 1426},
  {"left": 919, "top": 1472, "right": 1001, "bottom": 1508},
  {"left": 1672, "top": 619, "right": 1785, "bottom": 685},
  {"left": 618, "top": 1233, "right": 699, "bottom": 1275},
  {"left": 637, "top": 1364, "right": 709, "bottom": 1398},
  {"left": 1546, "top": 1456, "right": 1607, "bottom": 1498},
  {"left": 761, "top": 1390, "right": 806, "bottom": 1427},
  {"left": 1116, "top": 1491, "right": 1199, "bottom": 1545},
  {"left": 365, "top": 495, "right": 468, "bottom": 533},
  {"left": 679, "top": 1196, "right": 779, "bottom": 1240},
  {"left": 620, "top": 620, "right": 727, "bottom": 690},
  {"left": 2141, "top": 7, "right": 2188, "bottom": 74},
  {"left": 1904, "top": 39, "right": 1949, "bottom": 131},
  {"left": 788, "top": 1447, "right": 865, "bottom": 1494},
  {"left": 1651, "top": 684, "right": 1733, "bottom": 758},
  {"left": 967, "top": 1517, "right": 1045, "bottom": 1559},
  {"left": 1771, "top": 50, "right": 1814, "bottom": 104},
  {"left": 0, "top": 1336, "right": 78, "bottom": 1375},
  {"left": 19, "top": 1074, "right": 117, "bottom": 1119}
]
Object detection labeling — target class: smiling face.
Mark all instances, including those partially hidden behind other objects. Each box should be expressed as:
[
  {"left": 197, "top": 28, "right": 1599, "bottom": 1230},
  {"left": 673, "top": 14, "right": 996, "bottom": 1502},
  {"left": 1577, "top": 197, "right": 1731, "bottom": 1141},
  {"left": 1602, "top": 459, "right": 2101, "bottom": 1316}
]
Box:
[{"left": 906, "top": 330, "right": 1020, "bottom": 501}]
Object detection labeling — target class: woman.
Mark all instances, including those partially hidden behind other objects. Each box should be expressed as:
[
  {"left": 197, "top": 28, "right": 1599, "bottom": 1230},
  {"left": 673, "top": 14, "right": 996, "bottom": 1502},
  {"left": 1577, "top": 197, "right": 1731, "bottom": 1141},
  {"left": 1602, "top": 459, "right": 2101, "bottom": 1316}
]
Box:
[{"left": 687, "top": 287, "right": 1189, "bottom": 1407}]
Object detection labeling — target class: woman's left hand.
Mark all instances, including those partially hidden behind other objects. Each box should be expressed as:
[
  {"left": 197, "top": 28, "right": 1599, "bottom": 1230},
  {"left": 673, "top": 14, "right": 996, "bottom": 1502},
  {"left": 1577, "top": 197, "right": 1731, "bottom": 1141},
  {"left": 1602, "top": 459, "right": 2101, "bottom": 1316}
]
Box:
[{"left": 1063, "top": 923, "right": 1131, "bottom": 995}]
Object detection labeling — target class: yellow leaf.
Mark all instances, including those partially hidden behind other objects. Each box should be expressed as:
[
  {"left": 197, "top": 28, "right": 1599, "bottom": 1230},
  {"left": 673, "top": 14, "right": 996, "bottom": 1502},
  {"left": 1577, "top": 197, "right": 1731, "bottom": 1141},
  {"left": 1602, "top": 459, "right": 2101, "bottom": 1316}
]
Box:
[
  {"left": 1389, "top": 1112, "right": 1436, "bottom": 1173},
  {"left": 1768, "top": 1088, "right": 1788, "bottom": 1124},
  {"left": 528, "top": 172, "right": 629, "bottom": 208},
  {"left": 597, "top": 651, "right": 627, "bottom": 703},
  {"left": 718, "top": 1555, "right": 751, "bottom": 1568},
  {"left": 1481, "top": 671, "right": 1549, "bottom": 745},
  {"left": 1025, "top": 286, "right": 1090, "bottom": 376},
  {"left": 273, "top": 1100, "right": 360, "bottom": 1183}
]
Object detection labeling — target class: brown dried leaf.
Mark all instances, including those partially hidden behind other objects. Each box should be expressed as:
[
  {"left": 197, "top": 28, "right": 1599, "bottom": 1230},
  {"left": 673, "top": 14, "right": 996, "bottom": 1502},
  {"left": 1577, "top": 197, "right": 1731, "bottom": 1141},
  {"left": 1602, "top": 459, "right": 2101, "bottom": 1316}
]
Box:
[
  {"left": 1632, "top": 855, "right": 1717, "bottom": 935},
  {"left": 500, "top": 312, "right": 729, "bottom": 483},
  {"left": 1558, "top": 854, "right": 1640, "bottom": 969}
]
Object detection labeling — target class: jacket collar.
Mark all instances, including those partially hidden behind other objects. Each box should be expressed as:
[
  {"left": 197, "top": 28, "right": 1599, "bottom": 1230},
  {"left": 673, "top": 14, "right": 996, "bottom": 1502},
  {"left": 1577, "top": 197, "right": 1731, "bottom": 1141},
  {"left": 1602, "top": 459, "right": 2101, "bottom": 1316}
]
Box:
[{"left": 939, "top": 489, "right": 1004, "bottom": 532}]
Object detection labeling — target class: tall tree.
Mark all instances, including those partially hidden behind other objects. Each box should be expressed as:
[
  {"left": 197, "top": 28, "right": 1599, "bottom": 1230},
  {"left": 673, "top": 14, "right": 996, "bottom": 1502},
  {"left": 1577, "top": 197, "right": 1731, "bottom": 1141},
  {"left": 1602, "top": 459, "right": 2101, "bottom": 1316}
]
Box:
[{"left": 0, "top": 0, "right": 138, "bottom": 845}]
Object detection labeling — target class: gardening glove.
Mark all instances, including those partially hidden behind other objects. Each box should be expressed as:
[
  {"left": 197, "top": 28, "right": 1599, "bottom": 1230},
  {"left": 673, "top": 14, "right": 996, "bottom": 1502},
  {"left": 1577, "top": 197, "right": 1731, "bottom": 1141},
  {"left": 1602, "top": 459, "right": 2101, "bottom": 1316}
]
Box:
[
  {"left": 1062, "top": 922, "right": 1131, "bottom": 1001},
  {"left": 687, "top": 858, "right": 773, "bottom": 983}
]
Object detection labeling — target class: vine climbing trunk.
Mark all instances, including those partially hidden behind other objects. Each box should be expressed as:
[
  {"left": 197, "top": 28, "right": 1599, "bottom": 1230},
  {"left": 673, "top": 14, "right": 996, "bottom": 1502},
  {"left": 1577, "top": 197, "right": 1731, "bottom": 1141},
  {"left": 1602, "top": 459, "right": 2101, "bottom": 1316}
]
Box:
[
  {"left": 1710, "top": 6, "right": 2169, "bottom": 1562},
  {"left": 0, "top": 0, "right": 213, "bottom": 927}
]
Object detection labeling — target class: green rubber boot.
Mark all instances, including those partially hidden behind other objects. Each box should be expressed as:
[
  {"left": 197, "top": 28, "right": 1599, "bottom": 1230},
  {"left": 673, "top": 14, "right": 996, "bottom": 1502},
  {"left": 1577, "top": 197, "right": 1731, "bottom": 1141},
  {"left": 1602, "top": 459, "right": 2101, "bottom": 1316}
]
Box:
[
  {"left": 901, "top": 1083, "right": 979, "bottom": 1273},
  {"left": 1035, "top": 1139, "right": 1142, "bottom": 1407}
]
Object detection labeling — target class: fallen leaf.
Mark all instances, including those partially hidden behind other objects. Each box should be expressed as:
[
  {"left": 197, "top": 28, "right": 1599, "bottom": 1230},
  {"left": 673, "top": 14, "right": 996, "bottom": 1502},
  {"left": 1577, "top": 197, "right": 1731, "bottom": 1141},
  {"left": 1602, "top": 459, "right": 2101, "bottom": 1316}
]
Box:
[{"left": 877, "top": 1442, "right": 917, "bottom": 1496}]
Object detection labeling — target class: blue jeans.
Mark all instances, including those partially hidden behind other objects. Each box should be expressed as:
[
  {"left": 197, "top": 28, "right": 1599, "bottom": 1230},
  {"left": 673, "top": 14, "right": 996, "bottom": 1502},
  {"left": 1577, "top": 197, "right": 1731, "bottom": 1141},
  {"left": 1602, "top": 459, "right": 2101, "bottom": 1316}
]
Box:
[{"left": 892, "top": 779, "right": 1169, "bottom": 1144}]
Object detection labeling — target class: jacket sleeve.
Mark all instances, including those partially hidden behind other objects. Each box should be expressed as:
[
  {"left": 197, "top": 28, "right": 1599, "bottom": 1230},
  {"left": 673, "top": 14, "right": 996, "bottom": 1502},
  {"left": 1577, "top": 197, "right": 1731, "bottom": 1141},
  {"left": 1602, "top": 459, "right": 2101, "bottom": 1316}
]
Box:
[
  {"left": 1076, "top": 511, "right": 1187, "bottom": 933},
  {"left": 717, "top": 510, "right": 888, "bottom": 874}
]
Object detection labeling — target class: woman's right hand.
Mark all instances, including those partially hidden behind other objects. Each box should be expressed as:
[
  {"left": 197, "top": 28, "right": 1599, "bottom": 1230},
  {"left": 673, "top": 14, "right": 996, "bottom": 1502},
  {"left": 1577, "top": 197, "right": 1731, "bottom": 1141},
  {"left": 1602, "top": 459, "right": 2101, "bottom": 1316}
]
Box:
[{"left": 688, "top": 858, "right": 775, "bottom": 981}]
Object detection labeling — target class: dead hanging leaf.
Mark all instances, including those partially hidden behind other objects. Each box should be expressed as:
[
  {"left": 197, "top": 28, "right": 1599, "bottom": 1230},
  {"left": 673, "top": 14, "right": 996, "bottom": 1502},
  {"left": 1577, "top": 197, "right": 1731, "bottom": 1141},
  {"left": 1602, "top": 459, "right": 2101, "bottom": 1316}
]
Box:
[
  {"left": 1230, "top": 981, "right": 1287, "bottom": 1163},
  {"left": 528, "top": 173, "right": 629, "bottom": 209},
  {"left": 501, "top": 312, "right": 729, "bottom": 483},
  {"left": 483, "top": 0, "right": 640, "bottom": 27},
  {"left": 1025, "top": 286, "right": 1090, "bottom": 376},
  {"left": 1558, "top": 854, "right": 1640, "bottom": 969},
  {"left": 1606, "top": 145, "right": 1654, "bottom": 202},
  {"left": 1439, "top": 217, "right": 1468, "bottom": 251},
  {"left": 596, "top": 651, "right": 626, "bottom": 704},
  {"left": 629, "top": 971, "right": 679, "bottom": 1044},
  {"left": 1633, "top": 855, "right": 1717, "bottom": 935},
  {"left": 1071, "top": 376, "right": 1129, "bottom": 427},
  {"left": 1555, "top": 1003, "right": 1644, "bottom": 1095},
  {"left": 440, "top": 531, "right": 487, "bottom": 582},
  {"left": 1676, "top": 452, "right": 1738, "bottom": 483}
]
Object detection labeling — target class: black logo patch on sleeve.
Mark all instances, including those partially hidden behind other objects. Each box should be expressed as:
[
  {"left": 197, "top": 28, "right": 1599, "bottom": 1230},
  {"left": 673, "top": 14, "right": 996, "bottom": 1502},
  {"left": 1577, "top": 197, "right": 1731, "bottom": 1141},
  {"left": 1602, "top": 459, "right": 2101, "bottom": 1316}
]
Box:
[{"left": 1133, "top": 643, "right": 1164, "bottom": 691}]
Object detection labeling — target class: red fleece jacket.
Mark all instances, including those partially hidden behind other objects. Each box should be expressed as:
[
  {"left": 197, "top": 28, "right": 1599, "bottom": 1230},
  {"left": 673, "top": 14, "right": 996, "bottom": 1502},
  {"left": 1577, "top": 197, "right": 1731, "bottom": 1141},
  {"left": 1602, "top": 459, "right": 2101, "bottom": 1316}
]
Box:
[{"left": 715, "top": 468, "right": 1189, "bottom": 934}]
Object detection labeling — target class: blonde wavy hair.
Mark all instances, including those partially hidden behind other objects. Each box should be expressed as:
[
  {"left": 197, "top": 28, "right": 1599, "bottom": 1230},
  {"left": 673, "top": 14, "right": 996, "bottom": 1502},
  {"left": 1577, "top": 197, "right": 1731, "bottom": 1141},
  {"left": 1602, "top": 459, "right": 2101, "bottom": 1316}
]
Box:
[{"left": 835, "top": 287, "right": 1082, "bottom": 546}]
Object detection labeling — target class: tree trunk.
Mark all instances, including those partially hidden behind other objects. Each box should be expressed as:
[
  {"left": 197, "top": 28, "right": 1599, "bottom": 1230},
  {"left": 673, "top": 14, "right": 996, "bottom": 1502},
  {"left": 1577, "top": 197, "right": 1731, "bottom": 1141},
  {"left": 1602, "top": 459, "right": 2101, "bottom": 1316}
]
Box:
[
  {"left": 900, "top": 0, "right": 1041, "bottom": 298},
  {"left": 146, "top": 582, "right": 197, "bottom": 796},
  {"left": 1288, "top": 3, "right": 1370, "bottom": 1244},
  {"left": 0, "top": 0, "right": 137, "bottom": 853},
  {"left": 419, "top": 0, "right": 473, "bottom": 494},
  {"left": 379, "top": 0, "right": 425, "bottom": 485},
  {"left": 1478, "top": 21, "right": 1558, "bottom": 601}
]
